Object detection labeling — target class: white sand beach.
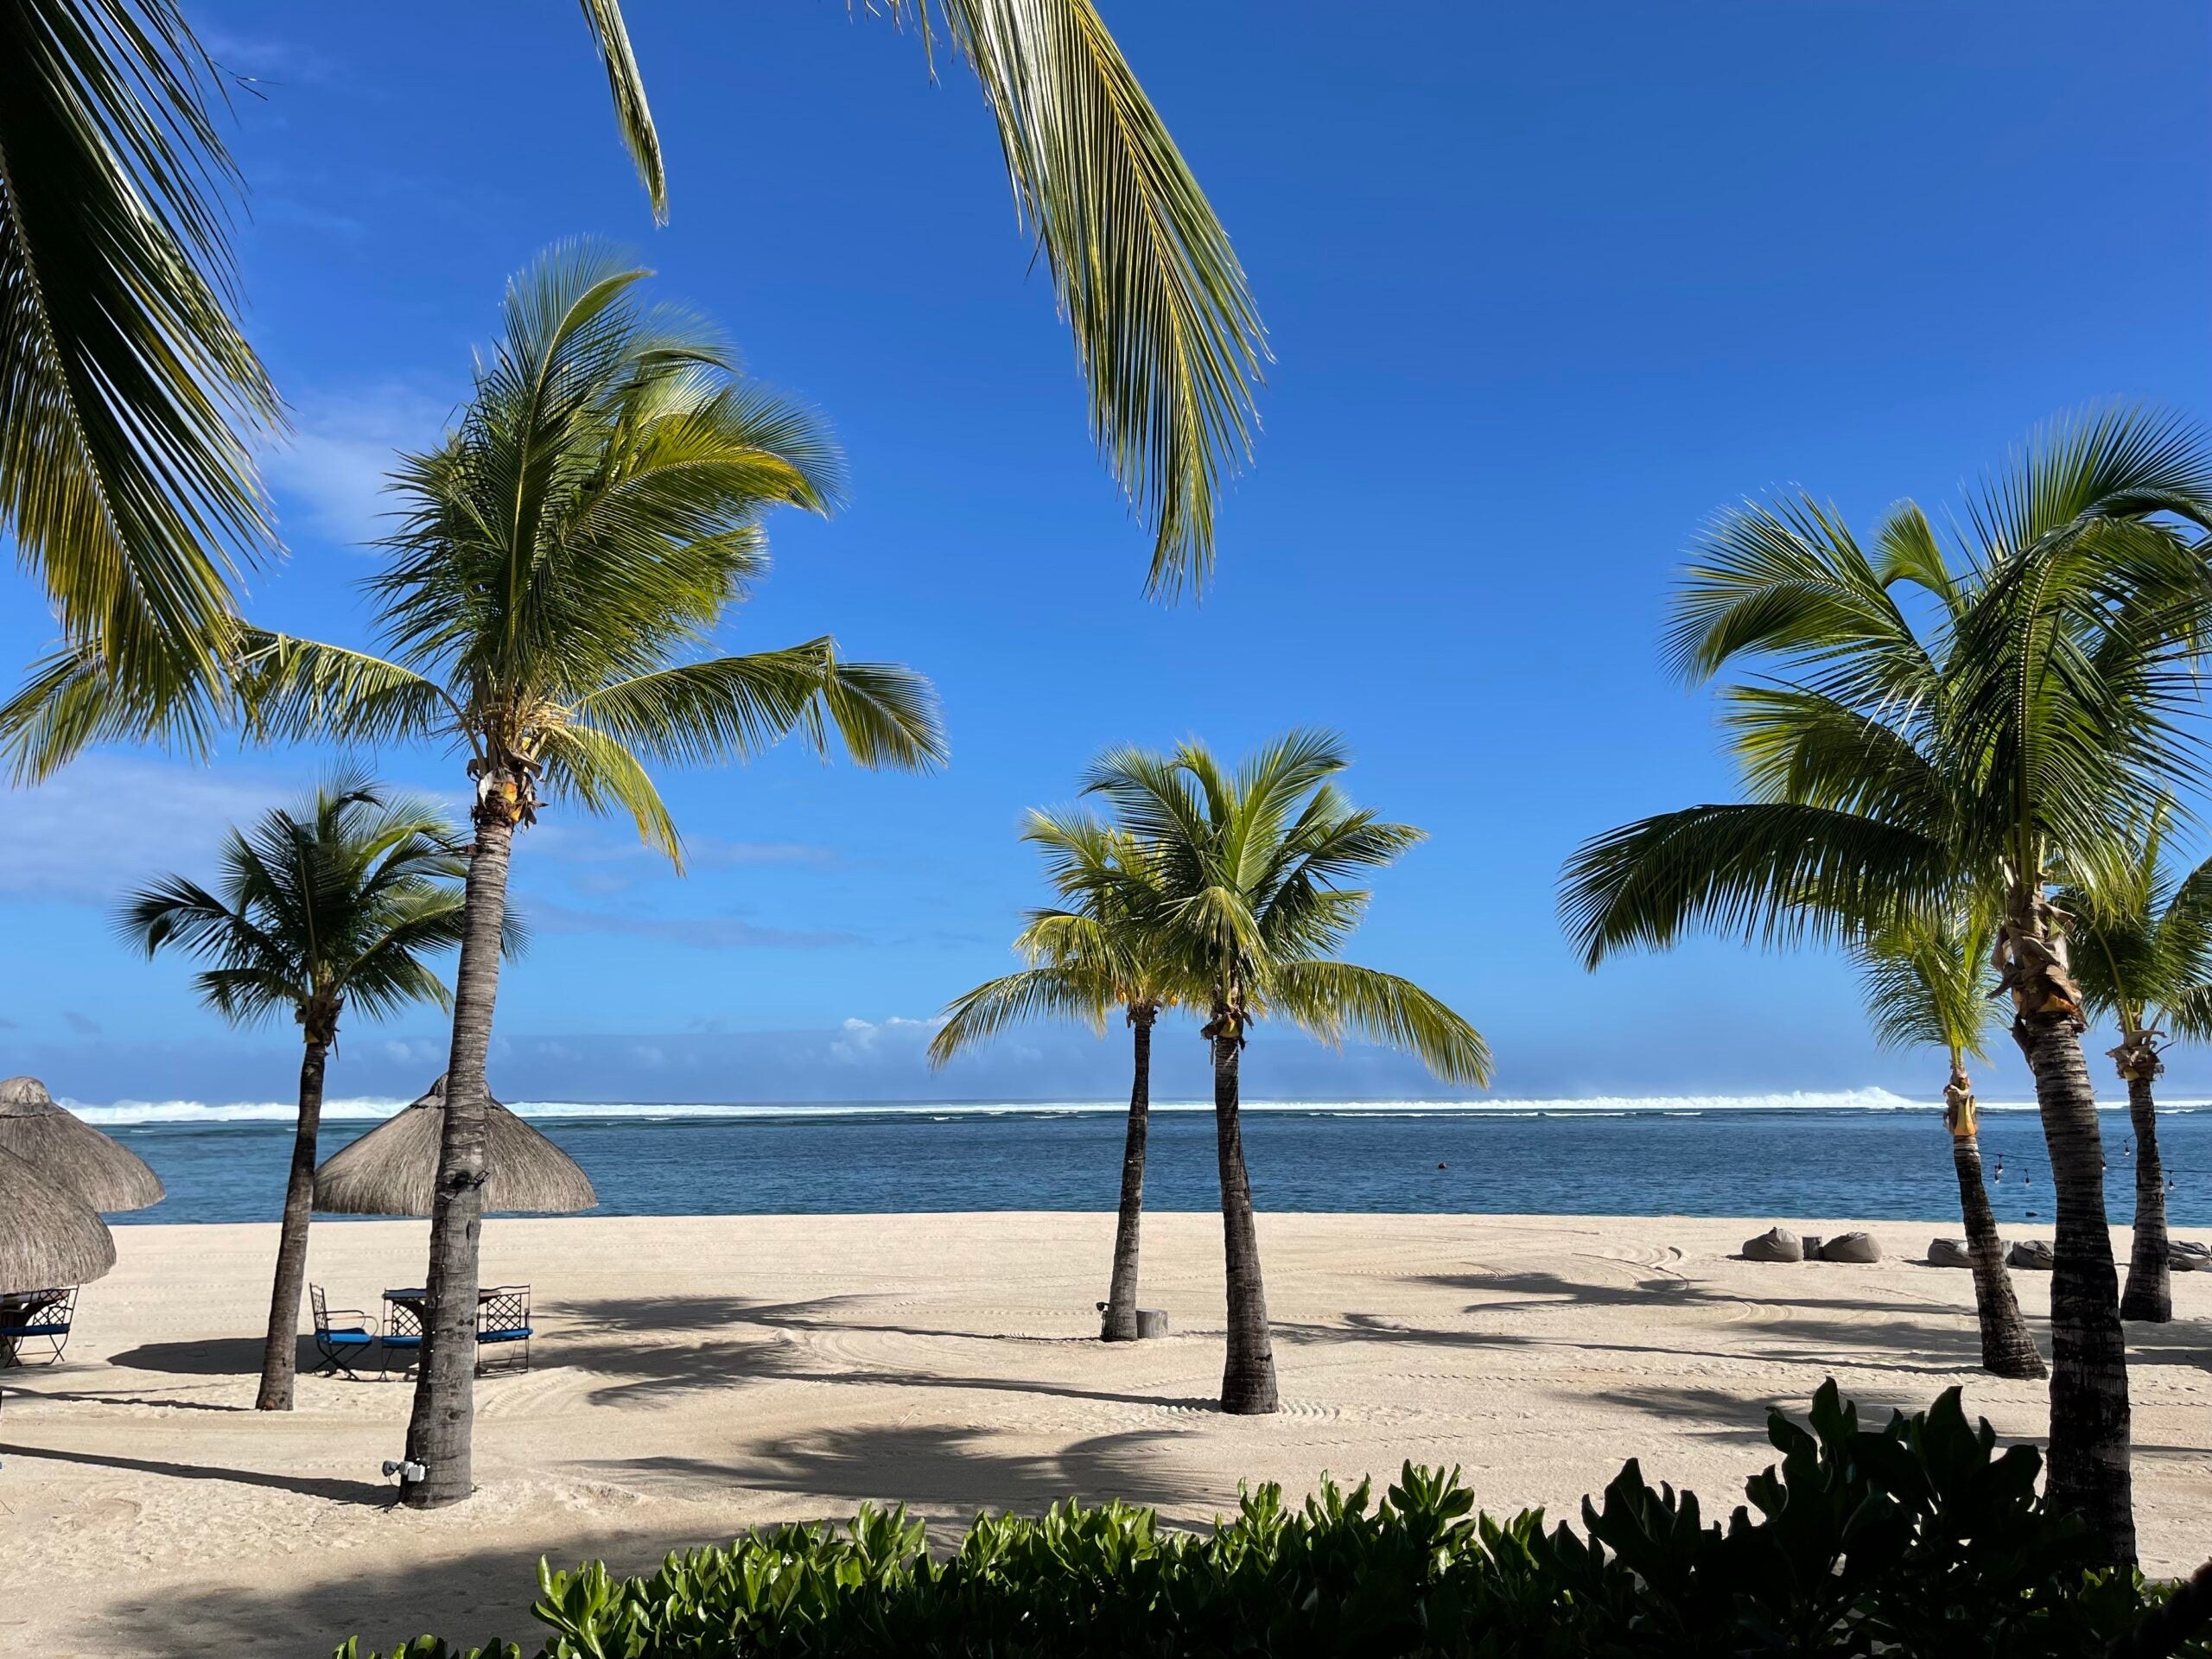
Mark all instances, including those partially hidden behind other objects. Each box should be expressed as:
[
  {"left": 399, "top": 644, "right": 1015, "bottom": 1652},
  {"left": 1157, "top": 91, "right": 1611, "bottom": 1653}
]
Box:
[{"left": 3, "top": 1211, "right": 2209, "bottom": 1656}]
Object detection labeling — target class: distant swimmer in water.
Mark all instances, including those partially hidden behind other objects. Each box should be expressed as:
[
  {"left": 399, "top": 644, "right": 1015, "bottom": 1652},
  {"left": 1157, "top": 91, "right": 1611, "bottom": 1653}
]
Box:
[{"left": 1437, "top": 1161, "right": 1449, "bottom": 1170}]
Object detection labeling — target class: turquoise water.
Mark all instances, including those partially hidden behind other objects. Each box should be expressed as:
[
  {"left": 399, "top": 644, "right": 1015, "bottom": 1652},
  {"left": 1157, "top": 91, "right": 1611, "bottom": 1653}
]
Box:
[{"left": 99, "top": 1103, "right": 2212, "bottom": 1228}]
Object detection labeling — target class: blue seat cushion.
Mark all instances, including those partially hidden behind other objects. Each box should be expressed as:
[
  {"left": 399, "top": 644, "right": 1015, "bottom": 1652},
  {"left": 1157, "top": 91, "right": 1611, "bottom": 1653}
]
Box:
[
  {"left": 478, "top": 1326, "right": 532, "bottom": 1343},
  {"left": 380, "top": 1334, "right": 424, "bottom": 1348},
  {"left": 322, "top": 1328, "right": 373, "bottom": 1343},
  {"left": 0, "top": 1323, "right": 68, "bottom": 1338}
]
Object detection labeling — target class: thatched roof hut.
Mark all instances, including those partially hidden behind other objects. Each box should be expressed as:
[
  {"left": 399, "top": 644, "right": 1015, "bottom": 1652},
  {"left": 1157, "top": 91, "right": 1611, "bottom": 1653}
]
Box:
[
  {"left": 313, "top": 1074, "right": 597, "bottom": 1217},
  {"left": 0, "top": 1076, "right": 164, "bottom": 1213},
  {"left": 0, "top": 1144, "right": 115, "bottom": 1292}
]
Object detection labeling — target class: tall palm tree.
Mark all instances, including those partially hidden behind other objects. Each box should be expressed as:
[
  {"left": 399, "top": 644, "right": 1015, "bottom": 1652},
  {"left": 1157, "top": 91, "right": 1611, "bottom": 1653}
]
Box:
[
  {"left": 1560, "top": 406, "right": 2212, "bottom": 1566},
  {"left": 139, "top": 245, "right": 946, "bottom": 1506},
  {"left": 1854, "top": 905, "right": 2044, "bottom": 1378},
  {"left": 2058, "top": 816, "right": 2212, "bottom": 1325},
  {"left": 116, "top": 777, "right": 480, "bottom": 1411},
  {"left": 930, "top": 811, "right": 1189, "bottom": 1340},
  {"left": 3, "top": 0, "right": 1259, "bottom": 735},
  {"left": 1082, "top": 731, "right": 1491, "bottom": 1413}
]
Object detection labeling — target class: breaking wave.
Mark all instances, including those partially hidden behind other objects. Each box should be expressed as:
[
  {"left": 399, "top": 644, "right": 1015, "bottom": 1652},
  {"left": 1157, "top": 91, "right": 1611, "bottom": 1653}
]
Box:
[{"left": 59, "top": 1085, "right": 2161, "bottom": 1128}]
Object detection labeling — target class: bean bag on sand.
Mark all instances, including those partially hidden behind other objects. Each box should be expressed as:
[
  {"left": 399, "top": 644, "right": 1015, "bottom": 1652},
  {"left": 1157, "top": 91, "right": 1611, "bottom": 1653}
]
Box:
[
  {"left": 1928, "top": 1237, "right": 1974, "bottom": 1268},
  {"left": 1819, "top": 1231, "right": 1883, "bottom": 1263},
  {"left": 2007, "top": 1238, "right": 2056, "bottom": 1271},
  {"left": 1742, "top": 1226, "right": 1803, "bottom": 1262}
]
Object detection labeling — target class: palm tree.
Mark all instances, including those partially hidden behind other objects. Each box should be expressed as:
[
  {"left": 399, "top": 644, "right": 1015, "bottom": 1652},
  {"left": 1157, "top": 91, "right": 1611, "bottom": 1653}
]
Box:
[
  {"left": 1854, "top": 906, "right": 2044, "bottom": 1378},
  {"left": 2058, "top": 816, "right": 2212, "bottom": 1325},
  {"left": 3, "top": 0, "right": 1258, "bottom": 736},
  {"left": 1560, "top": 406, "right": 2212, "bottom": 1566},
  {"left": 1081, "top": 731, "right": 1491, "bottom": 1413},
  {"left": 929, "top": 811, "right": 1189, "bottom": 1341},
  {"left": 152, "top": 245, "right": 946, "bottom": 1506},
  {"left": 117, "top": 777, "right": 478, "bottom": 1411}
]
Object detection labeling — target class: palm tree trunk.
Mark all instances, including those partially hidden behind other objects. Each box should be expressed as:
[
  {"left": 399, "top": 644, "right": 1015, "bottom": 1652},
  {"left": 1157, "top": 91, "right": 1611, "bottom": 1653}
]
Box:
[
  {"left": 255, "top": 1033, "right": 331, "bottom": 1411},
  {"left": 1944, "top": 1065, "right": 2044, "bottom": 1378},
  {"left": 1102, "top": 1009, "right": 1154, "bottom": 1342},
  {"left": 1211, "top": 1027, "right": 1278, "bottom": 1414},
  {"left": 2118, "top": 1062, "right": 2171, "bottom": 1324},
  {"left": 402, "top": 805, "right": 516, "bottom": 1509},
  {"left": 2016, "top": 1011, "right": 2135, "bottom": 1564},
  {"left": 2002, "top": 892, "right": 2133, "bottom": 1566}
]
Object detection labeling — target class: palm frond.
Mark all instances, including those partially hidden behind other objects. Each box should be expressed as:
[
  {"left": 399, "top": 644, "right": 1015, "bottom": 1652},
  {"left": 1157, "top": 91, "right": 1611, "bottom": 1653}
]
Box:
[
  {"left": 1854, "top": 904, "right": 2002, "bottom": 1060},
  {"left": 0, "top": 0, "right": 278, "bottom": 696},
  {"left": 577, "top": 645, "right": 836, "bottom": 766},
  {"left": 575, "top": 0, "right": 666, "bottom": 220},
  {"left": 0, "top": 636, "right": 228, "bottom": 782},
  {"left": 577, "top": 640, "right": 944, "bottom": 773},
  {"left": 1967, "top": 404, "right": 2212, "bottom": 563},
  {"left": 1872, "top": 501, "right": 1961, "bottom": 614},
  {"left": 1560, "top": 802, "right": 1950, "bottom": 969},
  {"left": 815, "top": 649, "right": 949, "bottom": 770},
  {"left": 1722, "top": 686, "right": 1950, "bottom": 828},
  {"left": 868, "top": 0, "right": 1265, "bottom": 594},
  {"left": 1266, "top": 959, "right": 1491, "bottom": 1086},
  {"left": 1666, "top": 493, "right": 1940, "bottom": 710},
  {"left": 235, "top": 630, "right": 458, "bottom": 750},
  {"left": 536, "top": 720, "right": 680, "bottom": 864},
  {"left": 929, "top": 966, "right": 1115, "bottom": 1065}
]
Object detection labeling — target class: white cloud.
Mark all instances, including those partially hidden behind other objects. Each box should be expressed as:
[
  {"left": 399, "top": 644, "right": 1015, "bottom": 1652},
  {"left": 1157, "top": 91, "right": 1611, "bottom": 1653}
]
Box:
[
  {"left": 828, "top": 1014, "right": 947, "bottom": 1065},
  {"left": 0, "top": 756, "right": 302, "bottom": 906},
  {"left": 263, "top": 384, "right": 454, "bottom": 547}
]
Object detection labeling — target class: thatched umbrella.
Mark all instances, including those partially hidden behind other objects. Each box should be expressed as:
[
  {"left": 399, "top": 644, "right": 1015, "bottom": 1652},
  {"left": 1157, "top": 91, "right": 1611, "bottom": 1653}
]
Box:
[
  {"left": 0, "top": 1076, "right": 164, "bottom": 1213},
  {"left": 313, "top": 1074, "right": 597, "bottom": 1216},
  {"left": 0, "top": 1143, "right": 115, "bottom": 1293}
]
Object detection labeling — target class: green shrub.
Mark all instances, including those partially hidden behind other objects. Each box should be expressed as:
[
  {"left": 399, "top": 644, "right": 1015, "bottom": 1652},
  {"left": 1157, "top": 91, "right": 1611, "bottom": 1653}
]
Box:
[{"left": 337, "top": 1381, "right": 2206, "bottom": 1658}]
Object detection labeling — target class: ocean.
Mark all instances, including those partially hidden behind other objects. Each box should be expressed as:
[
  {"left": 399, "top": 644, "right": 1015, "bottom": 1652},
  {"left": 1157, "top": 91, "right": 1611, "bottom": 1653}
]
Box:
[{"left": 81, "top": 1093, "right": 2212, "bottom": 1229}]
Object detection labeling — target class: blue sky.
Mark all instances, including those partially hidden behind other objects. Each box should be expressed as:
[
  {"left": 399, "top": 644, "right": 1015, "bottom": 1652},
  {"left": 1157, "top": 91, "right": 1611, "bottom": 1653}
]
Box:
[{"left": 4, "top": 2, "right": 2209, "bottom": 1108}]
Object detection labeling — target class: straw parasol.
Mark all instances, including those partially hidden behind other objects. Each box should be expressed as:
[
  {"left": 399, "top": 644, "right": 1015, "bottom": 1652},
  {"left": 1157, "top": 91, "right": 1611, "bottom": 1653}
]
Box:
[
  {"left": 313, "top": 1074, "right": 597, "bottom": 1216},
  {"left": 0, "top": 1143, "right": 115, "bottom": 1292},
  {"left": 0, "top": 1076, "right": 164, "bottom": 1213}
]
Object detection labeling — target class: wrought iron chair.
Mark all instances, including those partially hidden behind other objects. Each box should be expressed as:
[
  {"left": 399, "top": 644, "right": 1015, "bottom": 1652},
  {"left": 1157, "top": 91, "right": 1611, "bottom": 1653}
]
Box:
[
  {"left": 475, "top": 1285, "right": 533, "bottom": 1375},
  {"left": 379, "top": 1294, "right": 427, "bottom": 1381},
  {"left": 308, "top": 1285, "right": 374, "bottom": 1380},
  {"left": 0, "top": 1287, "right": 77, "bottom": 1367}
]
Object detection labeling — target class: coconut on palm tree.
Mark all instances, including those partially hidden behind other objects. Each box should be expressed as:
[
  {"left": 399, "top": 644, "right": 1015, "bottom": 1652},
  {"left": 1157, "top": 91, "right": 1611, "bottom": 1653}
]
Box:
[
  {"left": 931, "top": 810, "right": 1189, "bottom": 1341},
  {"left": 117, "top": 776, "right": 482, "bottom": 1411},
  {"left": 1560, "top": 406, "right": 2212, "bottom": 1565},
  {"left": 1081, "top": 731, "right": 1491, "bottom": 1413},
  {"left": 1854, "top": 905, "right": 2044, "bottom": 1377},
  {"left": 2057, "top": 814, "right": 2212, "bottom": 1325},
  {"left": 192, "top": 245, "right": 947, "bottom": 1505},
  {"left": 2, "top": 0, "right": 1260, "bottom": 755}
]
